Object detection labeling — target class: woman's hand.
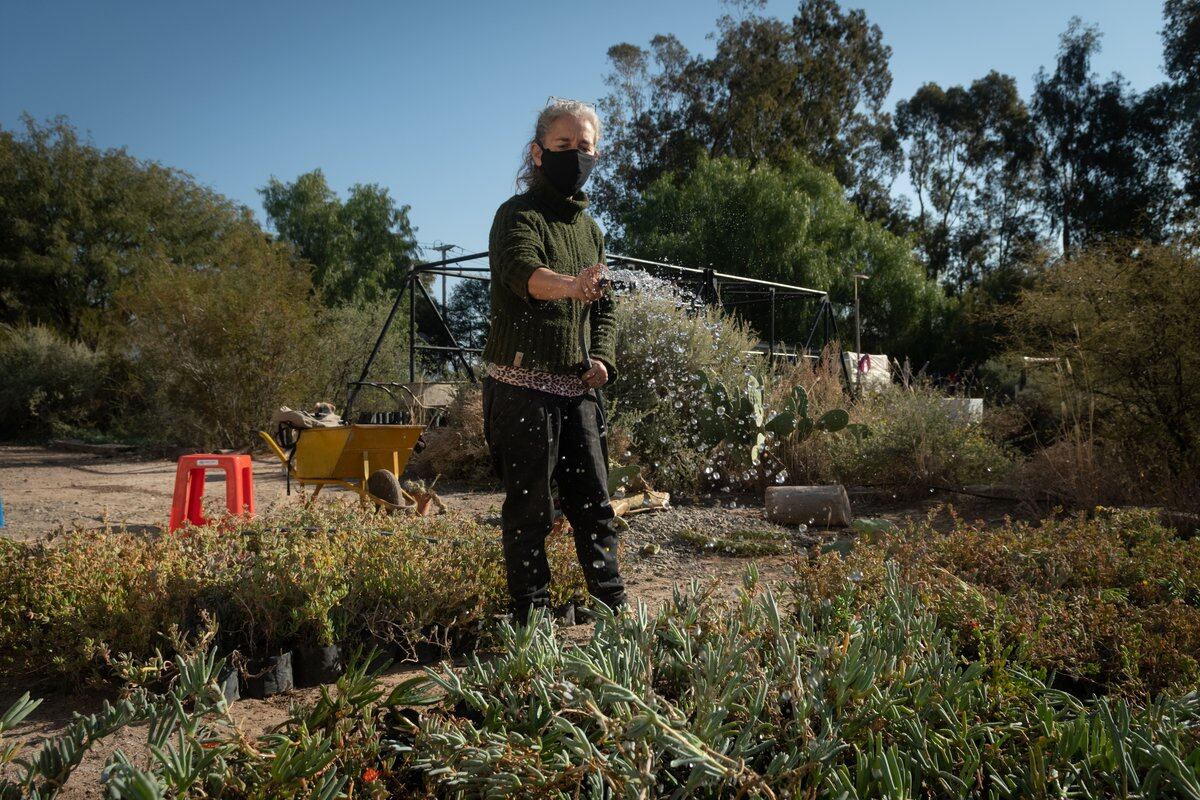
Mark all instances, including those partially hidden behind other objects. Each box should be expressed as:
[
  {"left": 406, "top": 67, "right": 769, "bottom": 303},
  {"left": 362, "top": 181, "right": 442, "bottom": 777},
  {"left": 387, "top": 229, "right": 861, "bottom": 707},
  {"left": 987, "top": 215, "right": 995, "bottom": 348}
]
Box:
[
  {"left": 572, "top": 263, "right": 607, "bottom": 303},
  {"left": 527, "top": 263, "right": 607, "bottom": 302},
  {"left": 582, "top": 358, "right": 609, "bottom": 389}
]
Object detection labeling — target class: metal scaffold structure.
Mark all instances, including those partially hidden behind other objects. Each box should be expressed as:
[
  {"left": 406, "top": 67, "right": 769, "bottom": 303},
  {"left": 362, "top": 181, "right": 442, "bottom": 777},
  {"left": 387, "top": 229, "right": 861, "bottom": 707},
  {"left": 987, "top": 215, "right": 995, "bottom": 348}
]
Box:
[{"left": 342, "top": 250, "right": 850, "bottom": 421}]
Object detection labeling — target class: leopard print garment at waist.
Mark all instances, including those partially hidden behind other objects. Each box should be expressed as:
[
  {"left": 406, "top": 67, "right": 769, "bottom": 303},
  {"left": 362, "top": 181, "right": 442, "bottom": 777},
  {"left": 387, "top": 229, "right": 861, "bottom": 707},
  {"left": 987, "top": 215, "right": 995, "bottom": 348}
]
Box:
[{"left": 485, "top": 362, "right": 588, "bottom": 397}]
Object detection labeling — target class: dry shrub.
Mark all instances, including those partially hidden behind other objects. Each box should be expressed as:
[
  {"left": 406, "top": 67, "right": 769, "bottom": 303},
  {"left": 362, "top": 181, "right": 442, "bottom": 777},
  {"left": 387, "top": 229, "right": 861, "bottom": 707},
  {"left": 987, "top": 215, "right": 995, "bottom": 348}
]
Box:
[
  {"left": 768, "top": 354, "right": 1011, "bottom": 493},
  {"left": 407, "top": 383, "right": 493, "bottom": 486},
  {"left": 791, "top": 507, "right": 1200, "bottom": 696},
  {"left": 832, "top": 384, "right": 1012, "bottom": 493},
  {"left": 113, "top": 224, "right": 318, "bottom": 449},
  {"left": 1005, "top": 241, "right": 1200, "bottom": 510},
  {"left": 1010, "top": 436, "right": 1135, "bottom": 511}
]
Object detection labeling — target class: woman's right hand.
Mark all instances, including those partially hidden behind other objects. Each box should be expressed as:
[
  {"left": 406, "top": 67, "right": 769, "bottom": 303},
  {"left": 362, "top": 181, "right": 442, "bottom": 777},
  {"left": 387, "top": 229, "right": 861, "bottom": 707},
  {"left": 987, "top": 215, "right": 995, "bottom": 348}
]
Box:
[{"left": 572, "top": 263, "right": 607, "bottom": 302}]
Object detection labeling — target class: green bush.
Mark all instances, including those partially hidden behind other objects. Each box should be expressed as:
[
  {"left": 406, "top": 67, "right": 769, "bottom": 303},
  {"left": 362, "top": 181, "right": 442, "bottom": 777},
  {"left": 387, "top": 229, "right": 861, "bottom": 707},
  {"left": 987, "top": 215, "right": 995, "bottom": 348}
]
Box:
[
  {"left": 792, "top": 507, "right": 1200, "bottom": 697},
  {"left": 111, "top": 224, "right": 320, "bottom": 449},
  {"left": 305, "top": 298, "right": 415, "bottom": 410},
  {"left": 0, "top": 505, "right": 588, "bottom": 689},
  {"left": 607, "top": 292, "right": 759, "bottom": 493},
  {"left": 0, "top": 325, "right": 108, "bottom": 438},
  {"left": 832, "top": 384, "right": 1010, "bottom": 492}
]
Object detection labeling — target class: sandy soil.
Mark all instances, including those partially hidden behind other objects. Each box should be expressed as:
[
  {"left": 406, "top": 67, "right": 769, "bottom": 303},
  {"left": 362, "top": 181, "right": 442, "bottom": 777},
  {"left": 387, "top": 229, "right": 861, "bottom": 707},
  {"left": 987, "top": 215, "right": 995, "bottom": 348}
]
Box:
[{"left": 0, "top": 444, "right": 1028, "bottom": 797}]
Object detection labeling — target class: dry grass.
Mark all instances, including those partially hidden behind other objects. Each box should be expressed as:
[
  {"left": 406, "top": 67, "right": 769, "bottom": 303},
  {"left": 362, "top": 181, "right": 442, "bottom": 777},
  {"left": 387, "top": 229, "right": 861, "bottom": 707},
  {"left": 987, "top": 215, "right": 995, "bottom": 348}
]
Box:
[
  {"left": 408, "top": 383, "right": 493, "bottom": 486},
  {"left": 766, "top": 351, "right": 848, "bottom": 486}
]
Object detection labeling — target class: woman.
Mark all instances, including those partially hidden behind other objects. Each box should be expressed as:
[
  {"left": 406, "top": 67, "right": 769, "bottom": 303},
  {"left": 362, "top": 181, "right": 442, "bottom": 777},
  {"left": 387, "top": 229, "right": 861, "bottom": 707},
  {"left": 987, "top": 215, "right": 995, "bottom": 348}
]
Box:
[{"left": 481, "top": 98, "right": 626, "bottom": 622}]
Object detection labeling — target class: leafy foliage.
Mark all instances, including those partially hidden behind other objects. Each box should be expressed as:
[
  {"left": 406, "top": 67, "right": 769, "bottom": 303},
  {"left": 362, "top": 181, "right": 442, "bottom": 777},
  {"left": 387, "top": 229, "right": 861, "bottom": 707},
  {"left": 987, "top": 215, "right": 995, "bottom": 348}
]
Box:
[
  {"left": 606, "top": 290, "right": 759, "bottom": 493},
  {"left": 1164, "top": 0, "right": 1200, "bottom": 212},
  {"left": 1032, "top": 19, "right": 1178, "bottom": 256},
  {"left": 405, "top": 567, "right": 1200, "bottom": 797},
  {"left": 0, "top": 505, "right": 587, "bottom": 689},
  {"left": 0, "top": 646, "right": 427, "bottom": 799},
  {"left": 895, "top": 72, "right": 1041, "bottom": 290},
  {"left": 595, "top": 0, "right": 901, "bottom": 227},
  {"left": 692, "top": 370, "right": 853, "bottom": 469},
  {"left": 8, "top": 566, "right": 1200, "bottom": 798},
  {"left": 619, "top": 154, "right": 946, "bottom": 361},
  {"left": 825, "top": 384, "right": 1011, "bottom": 493},
  {"left": 0, "top": 325, "right": 108, "bottom": 438},
  {"left": 260, "top": 169, "right": 421, "bottom": 307},
  {"left": 793, "top": 507, "right": 1200, "bottom": 697},
  {"left": 0, "top": 116, "right": 247, "bottom": 341},
  {"left": 110, "top": 223, "right": 320, "bottom": 449},
  {"left": 1007, "top": 240, "right": 1200, "bottom": 487}
]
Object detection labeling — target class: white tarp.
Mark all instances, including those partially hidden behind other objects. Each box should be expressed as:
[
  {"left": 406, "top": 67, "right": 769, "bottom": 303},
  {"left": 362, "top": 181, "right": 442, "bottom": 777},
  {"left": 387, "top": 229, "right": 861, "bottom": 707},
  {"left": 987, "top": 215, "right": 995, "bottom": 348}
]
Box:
[
  {"left": 843, "top": 351, "right": 892, "bottom": 392},
  {"left": 938, "top": 398, "right": 984, "bottom": 424}
]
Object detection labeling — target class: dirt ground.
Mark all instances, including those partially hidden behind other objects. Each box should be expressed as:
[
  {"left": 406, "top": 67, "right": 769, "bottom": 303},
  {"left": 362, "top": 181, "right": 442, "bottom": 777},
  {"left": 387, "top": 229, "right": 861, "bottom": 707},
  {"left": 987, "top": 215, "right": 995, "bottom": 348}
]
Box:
[{"left": 0, "top": 444, "right": 1029, "bottom": 797}]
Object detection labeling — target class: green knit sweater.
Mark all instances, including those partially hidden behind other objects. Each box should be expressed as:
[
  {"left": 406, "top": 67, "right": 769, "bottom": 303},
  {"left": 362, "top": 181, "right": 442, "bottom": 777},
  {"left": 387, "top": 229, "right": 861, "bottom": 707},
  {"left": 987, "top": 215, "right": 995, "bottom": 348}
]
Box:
[{"left": 482, "top": 179, "right": 619, "bottom": 382}]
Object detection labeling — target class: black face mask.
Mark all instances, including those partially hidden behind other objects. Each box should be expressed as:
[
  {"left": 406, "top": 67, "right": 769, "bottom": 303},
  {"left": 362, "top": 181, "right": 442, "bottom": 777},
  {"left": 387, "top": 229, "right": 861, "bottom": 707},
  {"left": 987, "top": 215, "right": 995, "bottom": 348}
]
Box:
[{"left": 538, "top": 142, "right": 597, "bottom": 196}]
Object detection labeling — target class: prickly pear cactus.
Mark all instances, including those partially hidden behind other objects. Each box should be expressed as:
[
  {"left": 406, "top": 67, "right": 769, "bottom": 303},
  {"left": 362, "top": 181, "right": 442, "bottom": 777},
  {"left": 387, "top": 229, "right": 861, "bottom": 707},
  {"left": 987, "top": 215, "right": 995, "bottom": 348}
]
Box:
[{"left": 694, "top": 370, "right": 860, "bottom": 466}]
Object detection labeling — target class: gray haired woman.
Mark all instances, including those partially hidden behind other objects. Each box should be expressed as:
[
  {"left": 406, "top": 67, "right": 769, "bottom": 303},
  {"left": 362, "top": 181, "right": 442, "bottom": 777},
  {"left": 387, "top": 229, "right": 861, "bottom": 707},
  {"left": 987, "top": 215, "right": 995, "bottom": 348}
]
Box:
[{"left": 481, "top": 98, "right": 627, "bottom": 621}]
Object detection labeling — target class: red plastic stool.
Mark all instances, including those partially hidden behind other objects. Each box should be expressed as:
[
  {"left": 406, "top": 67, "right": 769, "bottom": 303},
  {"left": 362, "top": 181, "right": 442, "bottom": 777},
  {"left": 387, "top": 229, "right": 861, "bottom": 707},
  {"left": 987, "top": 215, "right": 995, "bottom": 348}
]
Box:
[{"left": 169, "top": 454, "right": 255, "bottom": 532}]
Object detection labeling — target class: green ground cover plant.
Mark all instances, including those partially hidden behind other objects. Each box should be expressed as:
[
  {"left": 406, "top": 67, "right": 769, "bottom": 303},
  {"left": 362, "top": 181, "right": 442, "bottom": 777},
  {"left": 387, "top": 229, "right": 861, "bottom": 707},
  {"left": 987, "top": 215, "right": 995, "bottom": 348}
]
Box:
[
  {"left": 5, "top": 567, "right": 1199, "bottom": 798},
  {"left": 792, "top": 507, "right": 1200, "bottom": 697},
  {"left": 0, "top": 505, "right": 587, "bottom": 690}
]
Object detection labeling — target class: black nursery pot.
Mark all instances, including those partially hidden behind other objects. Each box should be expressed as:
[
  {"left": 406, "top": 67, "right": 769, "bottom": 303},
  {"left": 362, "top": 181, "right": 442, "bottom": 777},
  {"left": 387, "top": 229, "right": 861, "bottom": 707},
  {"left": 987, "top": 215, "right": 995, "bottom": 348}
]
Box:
[
  {"left": 450, "top": 620, "right": 486, "bottom": 656},
  {"left": 553, "top": 603, "right": 577, "bottom": 627},
  {"left": 295, "top": 644, "right": 343, "bottom": 688},
  {"left": 416, "top": 624, "right": 450, "bottom": 664},
  {"left": 414, "top": 639, "right": 446, "bottom": 664},
  {"left": 360, "top": 634, "right": 397, "bottom": 674},
  {"left": 217, "top": 664, "right": 240, "bottom": 703},
  {"left": 243, "top": 651, "right": 294, "bottom": 699}
]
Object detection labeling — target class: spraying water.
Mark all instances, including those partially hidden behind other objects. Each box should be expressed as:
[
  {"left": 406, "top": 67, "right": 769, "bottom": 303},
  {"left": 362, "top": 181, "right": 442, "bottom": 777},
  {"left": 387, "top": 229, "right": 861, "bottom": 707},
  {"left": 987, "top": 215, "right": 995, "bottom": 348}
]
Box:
[{"left": 596, "top": 265, "right": 791, "bottom": 497}]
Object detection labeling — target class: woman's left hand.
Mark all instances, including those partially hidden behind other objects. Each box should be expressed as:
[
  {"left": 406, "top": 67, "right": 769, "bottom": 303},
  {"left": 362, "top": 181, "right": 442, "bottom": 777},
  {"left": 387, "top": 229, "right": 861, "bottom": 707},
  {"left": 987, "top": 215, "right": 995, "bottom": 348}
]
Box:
[{"left": 582, "top": 359, "right": 609, "bottom": 389}]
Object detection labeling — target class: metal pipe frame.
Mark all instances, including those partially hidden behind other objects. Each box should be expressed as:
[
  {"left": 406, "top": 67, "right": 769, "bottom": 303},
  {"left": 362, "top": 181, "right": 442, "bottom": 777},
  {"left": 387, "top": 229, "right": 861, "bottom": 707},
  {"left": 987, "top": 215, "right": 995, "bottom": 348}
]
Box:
[{"left": 348, "top": 250, "right": 850, "bottom": 410}]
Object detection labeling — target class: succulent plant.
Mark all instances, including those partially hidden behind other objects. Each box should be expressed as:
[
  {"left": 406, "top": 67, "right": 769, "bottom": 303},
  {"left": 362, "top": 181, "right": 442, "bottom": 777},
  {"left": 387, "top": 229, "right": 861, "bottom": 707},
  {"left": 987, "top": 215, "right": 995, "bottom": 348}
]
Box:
[{"left": 694, "top": 371, "right": 861, "bottom": 466}]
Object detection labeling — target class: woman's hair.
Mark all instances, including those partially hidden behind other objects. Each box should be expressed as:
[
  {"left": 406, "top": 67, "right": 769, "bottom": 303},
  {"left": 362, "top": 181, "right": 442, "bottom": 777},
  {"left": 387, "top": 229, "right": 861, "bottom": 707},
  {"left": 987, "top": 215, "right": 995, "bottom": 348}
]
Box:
[{"left": 516, "top": 98, "right": 602, "bottom": 191}]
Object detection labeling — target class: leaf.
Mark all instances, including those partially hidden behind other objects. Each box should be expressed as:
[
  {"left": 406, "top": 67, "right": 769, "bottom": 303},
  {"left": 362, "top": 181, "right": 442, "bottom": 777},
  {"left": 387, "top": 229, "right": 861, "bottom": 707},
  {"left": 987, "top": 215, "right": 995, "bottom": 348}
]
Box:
[
  {"left": 791, "top": 386, "right": 809, "bottom": 419},
  {"left": 815, "top": 409, "right": 850, "bottom": 433},
  {"left": 607, "top": 464, "right": 642, "bottom": 496},
  {"left": 851, "top": 518, "right": 897, "bottom": 536},
  {"left": 765, "top": 411, "right": 796, "bottom": 438}
]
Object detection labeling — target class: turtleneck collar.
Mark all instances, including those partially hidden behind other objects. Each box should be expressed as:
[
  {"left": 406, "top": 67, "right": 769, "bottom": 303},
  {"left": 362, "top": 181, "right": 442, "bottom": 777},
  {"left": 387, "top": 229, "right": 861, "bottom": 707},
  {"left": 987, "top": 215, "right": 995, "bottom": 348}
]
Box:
[{"left": 528, "top": 176, "right": 589, "bottom": 222}]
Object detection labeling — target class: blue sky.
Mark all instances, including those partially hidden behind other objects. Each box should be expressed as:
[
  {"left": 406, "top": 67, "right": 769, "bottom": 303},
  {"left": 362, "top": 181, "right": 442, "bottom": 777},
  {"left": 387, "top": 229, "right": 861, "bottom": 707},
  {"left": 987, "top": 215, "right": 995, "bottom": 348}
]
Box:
[{"left": 1, "top": 0, "right": 1170, "bottom": 260}]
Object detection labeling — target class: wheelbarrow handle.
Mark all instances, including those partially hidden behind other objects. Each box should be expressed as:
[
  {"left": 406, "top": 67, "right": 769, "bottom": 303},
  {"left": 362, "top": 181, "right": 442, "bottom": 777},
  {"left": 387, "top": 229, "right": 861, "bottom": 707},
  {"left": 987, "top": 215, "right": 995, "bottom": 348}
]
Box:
[{"left": 258, "top": 430, "right": 291, "bottom": 467}]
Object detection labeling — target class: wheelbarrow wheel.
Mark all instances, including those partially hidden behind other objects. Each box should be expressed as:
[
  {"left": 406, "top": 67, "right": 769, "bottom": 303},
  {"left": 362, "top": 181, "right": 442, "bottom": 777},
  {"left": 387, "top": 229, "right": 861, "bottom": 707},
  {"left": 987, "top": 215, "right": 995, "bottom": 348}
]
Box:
[{"left": 366, "top": 469, "right": 404, "bottom": 510}]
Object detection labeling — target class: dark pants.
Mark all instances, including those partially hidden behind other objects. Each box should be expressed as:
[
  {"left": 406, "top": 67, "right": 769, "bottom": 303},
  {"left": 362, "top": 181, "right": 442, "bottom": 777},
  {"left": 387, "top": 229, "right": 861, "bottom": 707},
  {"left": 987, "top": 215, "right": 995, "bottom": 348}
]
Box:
[{"left": 482, "top": 376, "right": 627, "bottom": 619}]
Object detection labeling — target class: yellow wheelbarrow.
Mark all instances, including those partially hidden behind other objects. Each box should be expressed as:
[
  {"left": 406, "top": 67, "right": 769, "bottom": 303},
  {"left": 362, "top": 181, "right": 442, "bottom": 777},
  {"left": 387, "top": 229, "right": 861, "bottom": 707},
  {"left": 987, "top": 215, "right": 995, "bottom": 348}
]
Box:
[{"left": 258, "top": 423, "right": 425, "bottom": 512}]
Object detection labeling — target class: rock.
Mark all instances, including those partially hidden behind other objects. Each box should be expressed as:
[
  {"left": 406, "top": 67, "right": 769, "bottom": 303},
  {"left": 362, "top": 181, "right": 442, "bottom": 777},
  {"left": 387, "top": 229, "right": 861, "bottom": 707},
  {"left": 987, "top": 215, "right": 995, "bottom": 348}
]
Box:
[{"left": 764, "top": 486, "right": 853, "bottom": 528}]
